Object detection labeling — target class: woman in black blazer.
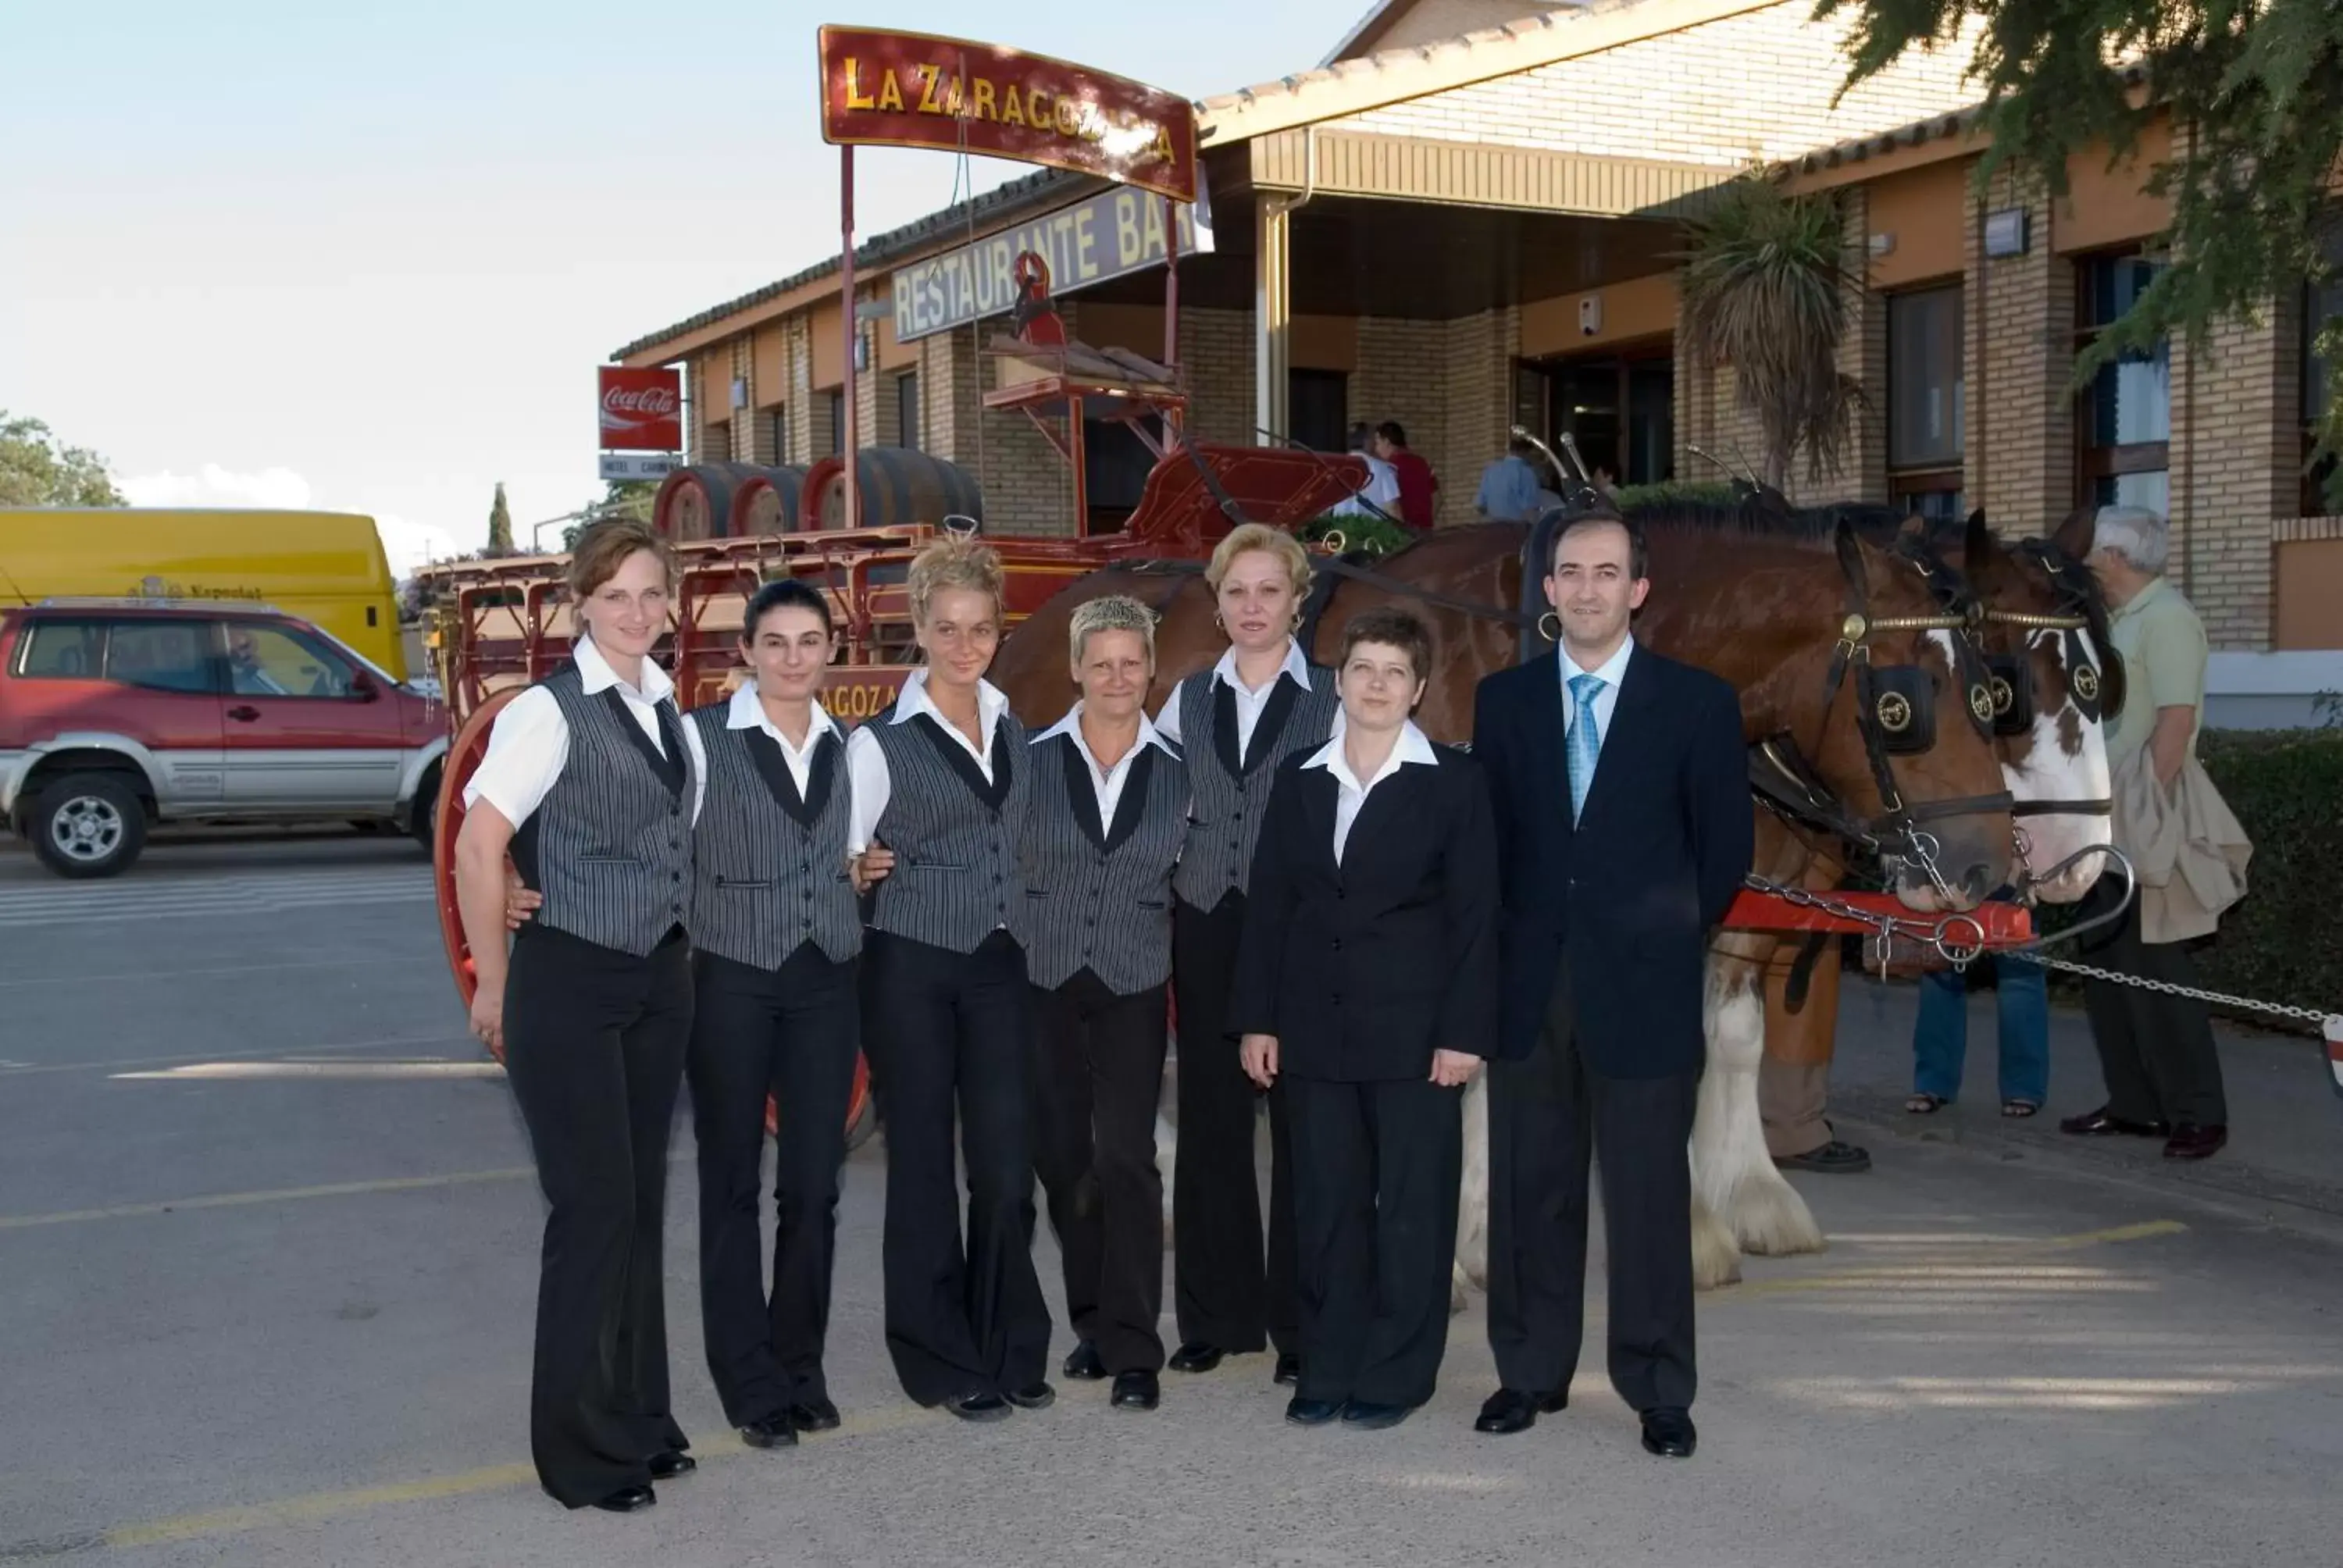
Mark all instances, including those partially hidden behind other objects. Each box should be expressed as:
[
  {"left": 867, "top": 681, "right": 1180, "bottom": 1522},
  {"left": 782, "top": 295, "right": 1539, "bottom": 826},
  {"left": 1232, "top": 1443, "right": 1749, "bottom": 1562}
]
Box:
[{"left": 1229, "top": 605, "right": 1499, "bottom": 1432}]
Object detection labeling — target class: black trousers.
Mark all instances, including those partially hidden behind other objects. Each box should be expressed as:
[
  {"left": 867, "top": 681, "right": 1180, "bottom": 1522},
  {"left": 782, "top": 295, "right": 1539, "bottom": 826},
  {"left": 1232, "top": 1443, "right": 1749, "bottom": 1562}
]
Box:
[
  {"left": 1030, "top": 971, "right": 1169, "bottom": 1374},
  {"left": 1485, "top": 966, "right": 1700, "bottom": 1415},
  {"left": 861, "top": 928, "right": 1051, "bottom": 1405},
  {"left": 1172, "top": 891, "right": 1297, "bottom": 1356},
  {"left": 1288, "top": 1074, "right": 1462, "bottom": 1409},
  {"left": 2077, "top": 883, "right": 2228, "bottom": 1127},
  {"left": 686, "top": 944, "right": 861, "bottom": 1427},
  {"left": 501, "top": 923, "right": 693, "bottom": 1509}
]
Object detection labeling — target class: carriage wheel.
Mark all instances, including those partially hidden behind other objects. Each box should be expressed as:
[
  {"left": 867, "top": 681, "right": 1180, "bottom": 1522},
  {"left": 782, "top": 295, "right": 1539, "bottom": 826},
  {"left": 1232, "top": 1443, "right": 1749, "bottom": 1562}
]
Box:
[{"left": 433, "top": 690, "right": 874, "bottom": 1145}]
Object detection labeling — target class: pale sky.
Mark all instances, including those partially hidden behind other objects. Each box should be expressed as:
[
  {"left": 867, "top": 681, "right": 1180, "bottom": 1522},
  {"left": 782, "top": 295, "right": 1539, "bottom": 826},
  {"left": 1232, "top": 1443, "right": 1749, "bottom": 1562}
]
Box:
[{"left": 0, "top": 2, "right": 1353, "bottom": 576}]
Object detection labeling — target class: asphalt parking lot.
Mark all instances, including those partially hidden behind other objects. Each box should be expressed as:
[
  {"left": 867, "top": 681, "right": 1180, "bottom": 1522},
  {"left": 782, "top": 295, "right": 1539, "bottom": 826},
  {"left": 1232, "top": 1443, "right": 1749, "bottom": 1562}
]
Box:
[{"left": 3, "top": 832, "right": 2341, "bottom": 1566}]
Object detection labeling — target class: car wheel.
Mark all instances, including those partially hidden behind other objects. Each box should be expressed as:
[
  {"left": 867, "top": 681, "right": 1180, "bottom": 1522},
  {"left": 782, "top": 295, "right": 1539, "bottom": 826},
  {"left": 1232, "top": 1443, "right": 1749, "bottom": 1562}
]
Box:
[
  {"left": 31, "top": 772, "right": 148, "bottom": 879},
  {"left": 409, "top": 763, "right": 442, "bottom": 850}
]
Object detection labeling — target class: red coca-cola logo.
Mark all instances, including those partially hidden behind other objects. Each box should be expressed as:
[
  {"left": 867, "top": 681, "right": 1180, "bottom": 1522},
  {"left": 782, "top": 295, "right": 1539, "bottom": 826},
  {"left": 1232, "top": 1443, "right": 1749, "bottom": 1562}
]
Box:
[{"left": 598, "top": 366, "right": 684, "bottom": 451}]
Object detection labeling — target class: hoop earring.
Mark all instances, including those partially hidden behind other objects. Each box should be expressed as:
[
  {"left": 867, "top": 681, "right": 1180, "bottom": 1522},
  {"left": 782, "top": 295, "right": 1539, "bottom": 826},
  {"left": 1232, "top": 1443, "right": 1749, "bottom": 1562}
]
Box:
[
  {"left": 1213, "top": 611, "right": 1226, "bottom": 634},
  {"left": 1537, "top": 611, "right": 1560, "bottom": 643}
]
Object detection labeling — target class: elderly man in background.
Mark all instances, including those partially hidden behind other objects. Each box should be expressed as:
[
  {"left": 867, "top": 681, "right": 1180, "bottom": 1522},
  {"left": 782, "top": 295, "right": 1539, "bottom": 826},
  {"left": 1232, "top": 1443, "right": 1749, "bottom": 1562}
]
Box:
[{"left": 2060, "top": 506, "right": 2250, "bottom": 1162}]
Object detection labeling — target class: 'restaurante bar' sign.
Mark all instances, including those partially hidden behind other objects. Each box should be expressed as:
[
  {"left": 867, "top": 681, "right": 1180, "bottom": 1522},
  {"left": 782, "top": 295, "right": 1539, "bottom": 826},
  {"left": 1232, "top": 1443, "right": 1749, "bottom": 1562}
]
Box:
[{"left": 816, "top": 26, "right": 1199, "bottom": 204}]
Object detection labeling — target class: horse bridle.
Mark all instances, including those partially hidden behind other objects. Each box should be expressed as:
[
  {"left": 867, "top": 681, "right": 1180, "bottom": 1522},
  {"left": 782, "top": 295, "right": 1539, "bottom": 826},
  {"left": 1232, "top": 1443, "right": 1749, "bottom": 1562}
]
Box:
[{"left": 1746, "top": 526, "right": 2011, "bottom": 903}]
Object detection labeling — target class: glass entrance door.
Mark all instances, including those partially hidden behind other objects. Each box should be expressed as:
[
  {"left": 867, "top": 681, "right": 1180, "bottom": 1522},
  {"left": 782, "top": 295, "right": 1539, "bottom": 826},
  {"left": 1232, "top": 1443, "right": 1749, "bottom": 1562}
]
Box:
[{"left": 1526, "top": 350, "right": 1674, "bottom": 486}]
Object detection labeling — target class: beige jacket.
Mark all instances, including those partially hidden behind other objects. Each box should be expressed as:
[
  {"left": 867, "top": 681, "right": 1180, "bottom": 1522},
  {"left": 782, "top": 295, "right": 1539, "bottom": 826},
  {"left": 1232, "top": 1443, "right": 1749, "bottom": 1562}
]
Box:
[{"left": 2112, "top": 747, "right": 2252, "bottom": 945}]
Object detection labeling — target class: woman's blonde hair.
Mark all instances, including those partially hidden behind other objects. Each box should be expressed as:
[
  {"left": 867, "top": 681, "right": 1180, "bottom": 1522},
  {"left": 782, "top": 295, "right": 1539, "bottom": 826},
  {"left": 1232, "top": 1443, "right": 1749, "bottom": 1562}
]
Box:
[
  {"left": 908, "top": 535, "right": 1006, "bottom": 625},
  {"left": 1067, "top": 593, "right": 1157, "bottom": 669},
  {"left": 568, "top": 518, "right": 676, "bottom": 603},
  {"left": 1206, "top": 522, "right": 1311, "bottom": 597}
]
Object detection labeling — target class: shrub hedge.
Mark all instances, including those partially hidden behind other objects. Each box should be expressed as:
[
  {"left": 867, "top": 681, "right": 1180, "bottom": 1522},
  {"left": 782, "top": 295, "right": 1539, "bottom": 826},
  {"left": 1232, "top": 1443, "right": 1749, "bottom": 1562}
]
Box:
[{"left": 2190, "top": 726, "right": 2343, "bottom": 1026}]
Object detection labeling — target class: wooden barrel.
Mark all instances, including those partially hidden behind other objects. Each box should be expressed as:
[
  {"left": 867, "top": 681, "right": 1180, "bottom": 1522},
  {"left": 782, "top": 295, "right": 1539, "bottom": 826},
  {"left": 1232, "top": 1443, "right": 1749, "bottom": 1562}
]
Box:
[
  {"left": 803, "top": 447, "right": 985, "bottom": 532},
  {"left": 727, "top": 465, "right": 809, "bottom": 537},
  {"left": 653, "top": 462, "right": 764, "bottom": 542}
]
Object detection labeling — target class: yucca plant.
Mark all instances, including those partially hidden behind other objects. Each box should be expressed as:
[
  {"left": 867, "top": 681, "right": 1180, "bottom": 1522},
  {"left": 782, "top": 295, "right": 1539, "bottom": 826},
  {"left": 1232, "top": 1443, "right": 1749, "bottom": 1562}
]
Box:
[{"left": 1677, "top": 173, "right": 1870, "bottom": 490}]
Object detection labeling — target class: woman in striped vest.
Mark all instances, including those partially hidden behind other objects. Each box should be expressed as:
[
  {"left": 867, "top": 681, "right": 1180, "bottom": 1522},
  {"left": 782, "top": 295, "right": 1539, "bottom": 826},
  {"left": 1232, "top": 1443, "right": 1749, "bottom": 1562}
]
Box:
[
  {"left": 679, "top": 579, "right": 864, "bottom": 1451},
  {"left": 1017, "top": 594, "right": 1189, "bottom": 1413},
  {"left": 1153, "top": 522, "right": 1340, "bottom": 1387},
  {"left": 451, "top": 519, "right": 706, "bottom": 1514},
  {"left": 847, "top": 537, "right": 1051, "bottom": 1420}
]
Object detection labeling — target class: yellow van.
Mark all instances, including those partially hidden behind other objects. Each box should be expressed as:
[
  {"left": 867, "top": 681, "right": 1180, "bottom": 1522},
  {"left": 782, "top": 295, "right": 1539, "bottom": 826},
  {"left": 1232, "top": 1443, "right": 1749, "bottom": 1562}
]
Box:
[{"left": 0, "top": 508, "right": 408, "bottom": 682}]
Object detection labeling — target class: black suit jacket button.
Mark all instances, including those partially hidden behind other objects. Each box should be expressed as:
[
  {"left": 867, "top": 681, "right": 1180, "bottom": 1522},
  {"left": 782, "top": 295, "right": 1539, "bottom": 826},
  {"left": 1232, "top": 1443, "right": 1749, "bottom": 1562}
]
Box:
[{"left": 1330, "top": 938, "right": 1342, "bottom": 951}]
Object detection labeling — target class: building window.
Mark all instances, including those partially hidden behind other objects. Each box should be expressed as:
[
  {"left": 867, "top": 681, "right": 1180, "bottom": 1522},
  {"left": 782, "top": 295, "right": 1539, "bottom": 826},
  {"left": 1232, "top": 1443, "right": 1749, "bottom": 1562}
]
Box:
[
  {"left": 1888, "top": 285, "right": 1963, "bottom": 519},
  {"left": 827, "top": 390, "right": 845, "bottom": 456},
  {"left": 2302, "top": 223, "right": 2341, "bottom": 515},
  {"left": 768, "top": 408, "right": 787, "bottom": 463},
  {"left": 896, "top": 371, "right": 921, "bottom": 451},
  {"left": 2075, "top": 252, "right": 2171, "bottom": 515}
]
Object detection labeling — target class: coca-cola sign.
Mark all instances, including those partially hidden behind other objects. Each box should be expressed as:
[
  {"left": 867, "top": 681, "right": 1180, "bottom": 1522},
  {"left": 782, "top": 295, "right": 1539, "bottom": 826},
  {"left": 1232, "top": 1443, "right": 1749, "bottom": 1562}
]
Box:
[{"left": 598, "top": 365, "right": 684, "bottom": 452}]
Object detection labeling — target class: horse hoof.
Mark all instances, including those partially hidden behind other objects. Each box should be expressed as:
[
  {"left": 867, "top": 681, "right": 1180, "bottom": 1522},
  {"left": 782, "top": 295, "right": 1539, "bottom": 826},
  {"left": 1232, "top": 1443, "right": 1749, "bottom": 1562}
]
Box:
[{"left": 1692, "top": 1203, "right": 1742, "bottom": 1290}]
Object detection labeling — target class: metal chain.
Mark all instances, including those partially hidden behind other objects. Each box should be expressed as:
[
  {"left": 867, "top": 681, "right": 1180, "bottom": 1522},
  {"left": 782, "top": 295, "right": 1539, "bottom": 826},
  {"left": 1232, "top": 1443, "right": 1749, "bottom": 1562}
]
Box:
[
  {"left": 2002, "top": 950, "right": 2342, "bottom": 1032},
  {"left": 1742, "top": 874, "right": 2341, "bottom": 1035}
]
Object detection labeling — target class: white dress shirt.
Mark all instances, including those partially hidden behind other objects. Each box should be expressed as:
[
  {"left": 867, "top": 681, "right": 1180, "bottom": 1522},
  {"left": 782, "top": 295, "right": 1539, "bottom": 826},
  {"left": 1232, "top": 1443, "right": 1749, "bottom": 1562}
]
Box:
[
  {"left": 462, "top": 635, "right": 708, "bottom": 829},
  {"left": 726, "top": 681, "right": 840, "bottom": 800},
  {"left": 1300, "top": 720, "right": 1439, "bottom": 864},
  {"left": 1329, "top": 452, "right": 1403, "bottom": 516},
  {"left": 1032, "top": 702, "right": 1178, "bottom": 826},
  {"left": 1156, "top": 639, "right": 1339, "bottom": 758},
  {"left": 1559, "top": 636, "right": 1635, "bottom": 774},
  {"left": 843, "top": 668, "right": 1011, "bottom": 853}
]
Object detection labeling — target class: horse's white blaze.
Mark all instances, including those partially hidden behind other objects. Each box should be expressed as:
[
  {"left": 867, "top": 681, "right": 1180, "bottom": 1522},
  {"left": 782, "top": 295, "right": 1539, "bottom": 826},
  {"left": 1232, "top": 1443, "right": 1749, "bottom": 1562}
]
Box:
[
  {"left": 2006, "top": 628, "right": 2113, "bottom": 903},
  {"left": 1692, "top": 956, "right": 1825, "bottom": 1263}
]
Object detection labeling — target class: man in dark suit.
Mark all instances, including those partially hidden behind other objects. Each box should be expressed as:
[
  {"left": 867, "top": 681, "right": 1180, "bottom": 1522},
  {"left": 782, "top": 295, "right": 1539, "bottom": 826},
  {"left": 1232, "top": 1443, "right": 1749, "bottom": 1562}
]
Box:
[{"left": 1467, "top": 506, "right": 1753, "bottom": 1460}]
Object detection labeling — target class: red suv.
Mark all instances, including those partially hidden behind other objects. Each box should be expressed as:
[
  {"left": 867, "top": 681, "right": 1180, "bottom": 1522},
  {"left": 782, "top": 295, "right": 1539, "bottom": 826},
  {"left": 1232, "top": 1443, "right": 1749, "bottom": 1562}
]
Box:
[{"left": 0, "top": 599, "right": 448, "bottom": 878}]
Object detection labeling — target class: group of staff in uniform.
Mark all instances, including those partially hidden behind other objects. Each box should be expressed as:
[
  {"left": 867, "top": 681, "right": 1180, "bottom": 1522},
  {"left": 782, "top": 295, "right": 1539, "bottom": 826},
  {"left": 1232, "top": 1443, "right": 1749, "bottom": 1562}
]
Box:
[{"left": 454, "top": 501, "right": 1744, "bottom": 1515}]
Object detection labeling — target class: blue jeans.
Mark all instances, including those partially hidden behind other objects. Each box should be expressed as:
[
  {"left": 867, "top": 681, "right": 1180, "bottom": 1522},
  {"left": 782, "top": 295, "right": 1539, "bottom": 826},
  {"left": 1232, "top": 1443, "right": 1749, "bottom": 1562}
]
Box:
[{"left": 1912, "top": 958, "right": 2049, "bottom": 1105}]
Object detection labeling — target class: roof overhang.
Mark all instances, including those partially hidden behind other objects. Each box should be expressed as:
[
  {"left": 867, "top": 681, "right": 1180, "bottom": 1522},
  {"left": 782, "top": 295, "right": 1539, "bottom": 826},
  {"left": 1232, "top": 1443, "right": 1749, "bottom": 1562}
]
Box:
[{"left": 1250, "top": 126, "right": 1734, "bottom": 219}]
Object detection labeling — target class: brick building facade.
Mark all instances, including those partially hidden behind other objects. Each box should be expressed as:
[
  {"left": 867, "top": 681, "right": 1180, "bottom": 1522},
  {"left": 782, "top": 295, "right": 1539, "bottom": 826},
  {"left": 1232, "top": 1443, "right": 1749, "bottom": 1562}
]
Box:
[{"left": 614, "top": 0, "right": 2342, "bottom": 654}]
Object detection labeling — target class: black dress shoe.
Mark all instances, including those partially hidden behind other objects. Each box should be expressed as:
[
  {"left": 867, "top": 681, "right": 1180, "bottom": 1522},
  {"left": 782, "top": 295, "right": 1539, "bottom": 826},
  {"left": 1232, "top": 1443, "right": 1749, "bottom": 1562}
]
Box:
[
  {"left": 1273, "top": 1352, "right": 1301, "bottom": 1386},
  {"left": 591, "top": 1484, "right": 655, "bottom": 1513},
  {"left": 786, "top": 1398, "right": 840, "bottom": 1433},
  {"left": 1110, "top": 1370, "right": 1160, "bottom": 1410},
  {"left": 739, "top": 1414, "right": 797, "bottom": 1449},
  {"left": 1339, "top": 1400, "right": 1413, "bottom": 1430},
  {"left": 1004, "top": 1381, "right": 1055, "bottom": 1410},
  {"left": 1062, "top": 1341, "right": 1107, "bottom": 1381},
  {"left": 1168, "top": 1342, "right": 1225, "bottom": 1374},
  {"left": 1284, "top": 1395, "right": 1342, "bottom": 1427},
  {"left": 1640, "top": 1406, "right": 1697, "bottom": 1459},
  {"left": 2059, "top": 1105, "right": 2170, "bottom": 1138},
  {"left": 939, "top": 1391, "right": 1012, "bottom": 1422},
  {"left": 1474, "top": 1387, "right": 1567, "bottom": 1434},
  {"left": 2163, "top": 1122, "right": 2227, "bottom": 1160},
  {"left": 646, "top": 1449, "right": 694, "bottom": 1478}
]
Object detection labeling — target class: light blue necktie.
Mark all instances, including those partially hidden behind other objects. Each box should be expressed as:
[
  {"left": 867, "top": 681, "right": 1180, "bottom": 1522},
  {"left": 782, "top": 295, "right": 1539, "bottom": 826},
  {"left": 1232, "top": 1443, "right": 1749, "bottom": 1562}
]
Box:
[{"left": 1567, "top": 672, "right": 1605, "bottom": 824}]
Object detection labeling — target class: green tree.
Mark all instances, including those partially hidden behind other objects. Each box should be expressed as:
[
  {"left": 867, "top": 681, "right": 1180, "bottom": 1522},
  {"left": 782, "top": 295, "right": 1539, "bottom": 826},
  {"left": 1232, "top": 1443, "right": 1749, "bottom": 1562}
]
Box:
[
  {"left": 1817, "top": 0, "right": 2343, "bottom": 506},
  {"left": 1676, "top": 174, "right": 1869, "bottom": 488},
  {"left": 560, "top": 482, "right": 658, "bottom": 551},
  {"left": 0, "top": 411, "right": 127, "bottom": 507},
  {"left": 487, "top": 482, "right": 514, "bottom": 555}
]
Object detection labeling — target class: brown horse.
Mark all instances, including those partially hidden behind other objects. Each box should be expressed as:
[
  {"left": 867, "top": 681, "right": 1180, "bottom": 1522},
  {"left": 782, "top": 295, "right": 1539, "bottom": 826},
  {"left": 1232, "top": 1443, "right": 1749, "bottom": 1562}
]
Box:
[{"left": 989, "top": 507, "right": 2019, "bottom": 1291}]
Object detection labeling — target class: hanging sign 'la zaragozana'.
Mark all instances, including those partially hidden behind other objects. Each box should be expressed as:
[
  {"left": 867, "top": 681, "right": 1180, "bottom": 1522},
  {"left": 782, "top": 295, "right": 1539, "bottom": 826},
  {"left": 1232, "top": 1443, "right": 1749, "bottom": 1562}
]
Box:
[{"left": 816, "top": 26, "right": 1200, "bottom": 205}]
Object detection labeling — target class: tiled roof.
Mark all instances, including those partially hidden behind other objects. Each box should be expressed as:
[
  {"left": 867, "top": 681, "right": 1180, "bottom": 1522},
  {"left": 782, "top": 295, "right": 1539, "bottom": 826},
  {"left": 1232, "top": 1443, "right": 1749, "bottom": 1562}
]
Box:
[{"left": 1778, "top": 61, "right": 2151, "bottom": 177}]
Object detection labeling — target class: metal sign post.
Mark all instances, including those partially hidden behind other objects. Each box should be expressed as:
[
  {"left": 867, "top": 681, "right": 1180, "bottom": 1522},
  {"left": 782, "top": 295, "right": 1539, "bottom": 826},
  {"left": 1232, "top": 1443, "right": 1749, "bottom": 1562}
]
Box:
[{"left": 840, "top": 144, "right": 859, "bottom": 534}]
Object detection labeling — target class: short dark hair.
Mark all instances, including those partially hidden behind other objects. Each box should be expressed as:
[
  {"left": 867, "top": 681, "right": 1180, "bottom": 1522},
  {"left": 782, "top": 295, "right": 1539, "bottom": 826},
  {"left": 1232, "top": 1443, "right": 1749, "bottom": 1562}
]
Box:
[
  {"left": 1337, "top": 605, "right": 1434, "bottom": 682},
  {"left": 1375, "top": 420, "right": 1408, "bottom": 448},
  {"left": 743, "top": 577, "right": 835, "bottom": 643},
  {"left": 1549, "top": 507, "right": 1649, "bottom": 582},
  {"left": 1508, "top": 436, "right": 1537, "bottom": 458},
  {"left": 1346, "top": 421, "right": 1373, "bottom": 452}
]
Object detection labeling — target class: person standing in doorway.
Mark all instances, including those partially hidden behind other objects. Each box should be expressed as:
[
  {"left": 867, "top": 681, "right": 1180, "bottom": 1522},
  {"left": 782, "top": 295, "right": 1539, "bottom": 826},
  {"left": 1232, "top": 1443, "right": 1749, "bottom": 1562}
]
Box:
[
  {"left": 452, "top": 519, "right": 705, "bottom": 1514},
  {"left": 1154, "top": 522, "right": 1341, "bottom": 1389},
  {"left": 1371, "top": 422, "right": 1438, "bottom": 532},
  {"left": 1467, "top": 505, "right": 1752, "bottom": 1460}
]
